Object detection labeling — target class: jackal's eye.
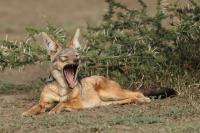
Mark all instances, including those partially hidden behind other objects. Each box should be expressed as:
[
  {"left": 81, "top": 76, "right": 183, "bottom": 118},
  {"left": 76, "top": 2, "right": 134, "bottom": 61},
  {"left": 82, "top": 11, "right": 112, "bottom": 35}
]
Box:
[
  {"left": 59, "top": 56, "right": 68, "bottom": 61},
  {"left": 75, "top": 54, "right": 80, "bottom": 59}
]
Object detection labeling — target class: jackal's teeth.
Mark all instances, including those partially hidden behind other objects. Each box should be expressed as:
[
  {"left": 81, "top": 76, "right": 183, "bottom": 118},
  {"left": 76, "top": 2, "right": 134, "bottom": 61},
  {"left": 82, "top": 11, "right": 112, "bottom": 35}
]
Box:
[{"left": 74, "top": 68, "right": 79, "bottom": 80}]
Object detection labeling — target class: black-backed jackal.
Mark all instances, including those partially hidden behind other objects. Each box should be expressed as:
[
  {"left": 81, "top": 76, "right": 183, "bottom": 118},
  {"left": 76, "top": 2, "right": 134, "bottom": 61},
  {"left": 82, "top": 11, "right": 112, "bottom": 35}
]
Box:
[{"left": 22, "top": 29, "right": 177, "bottom": 116}]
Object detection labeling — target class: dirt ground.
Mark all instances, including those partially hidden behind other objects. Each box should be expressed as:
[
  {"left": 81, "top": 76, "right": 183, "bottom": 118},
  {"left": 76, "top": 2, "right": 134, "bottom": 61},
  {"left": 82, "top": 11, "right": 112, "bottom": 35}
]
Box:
[
  {"left": 0, "top": 87, "right": 199, "bottom": 133},
  {"left": 0, "top": 0, "right": 200, "bottom": 133}
]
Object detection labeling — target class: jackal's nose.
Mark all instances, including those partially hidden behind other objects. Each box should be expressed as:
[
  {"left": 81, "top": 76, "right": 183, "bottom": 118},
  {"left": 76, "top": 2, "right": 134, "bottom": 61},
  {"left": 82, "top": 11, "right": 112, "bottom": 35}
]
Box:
[{"left": 74, "top": 59, "right": 79, "bottom": 64}]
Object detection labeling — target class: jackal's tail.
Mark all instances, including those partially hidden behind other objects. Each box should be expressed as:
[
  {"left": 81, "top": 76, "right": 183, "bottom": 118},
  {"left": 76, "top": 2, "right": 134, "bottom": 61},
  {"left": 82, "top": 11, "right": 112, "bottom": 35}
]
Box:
[{"left": 138, "top": 84, "right": 178, "bottom": 99}]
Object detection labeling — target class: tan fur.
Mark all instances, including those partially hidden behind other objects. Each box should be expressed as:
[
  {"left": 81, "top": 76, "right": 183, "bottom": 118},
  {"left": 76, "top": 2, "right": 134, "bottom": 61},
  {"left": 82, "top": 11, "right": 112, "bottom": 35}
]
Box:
[
  {"left": 22, "top": 29, "right": 150, "bottom": 116},
  {"left": 48, "top": 76, "right": 150, "bottom": 114}
]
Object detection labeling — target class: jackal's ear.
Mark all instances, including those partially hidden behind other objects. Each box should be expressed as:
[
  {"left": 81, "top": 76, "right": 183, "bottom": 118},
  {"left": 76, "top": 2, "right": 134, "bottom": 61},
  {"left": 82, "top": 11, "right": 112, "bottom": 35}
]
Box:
[
  {"left": 41, "top": 32, "right": 61, "bottom": 62},
  {"left": 68, "top": 28, "right": 81, "bottom": 49},
  {"left": 41, "top": 32, "right": 61, "bottom": 54}
]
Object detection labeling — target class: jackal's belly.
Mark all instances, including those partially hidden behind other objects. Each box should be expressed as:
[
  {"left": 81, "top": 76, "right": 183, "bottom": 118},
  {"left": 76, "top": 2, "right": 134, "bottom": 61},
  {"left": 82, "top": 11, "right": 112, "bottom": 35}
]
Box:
[
  {"left": 79, "top": 75, "right": 126, "bottom": 108},
  {"left": 80, "top": 78, "right": 103, "bottom": 108},
  {"left": 80, "top": 87, "right": 102, "bottom": 108}
]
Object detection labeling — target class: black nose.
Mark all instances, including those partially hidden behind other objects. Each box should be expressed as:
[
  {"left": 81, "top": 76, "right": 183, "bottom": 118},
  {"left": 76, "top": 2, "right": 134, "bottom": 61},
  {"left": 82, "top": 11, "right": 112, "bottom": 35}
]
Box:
[{"left": 74, "top": 59, "right": 79, "bottom": 64}]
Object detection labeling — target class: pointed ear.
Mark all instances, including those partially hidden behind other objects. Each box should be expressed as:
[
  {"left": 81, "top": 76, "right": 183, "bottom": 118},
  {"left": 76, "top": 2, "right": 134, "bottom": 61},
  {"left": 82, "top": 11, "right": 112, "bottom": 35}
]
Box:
[
  {"left": 41, "top": 32, "right": 61, "bottom": 61},
  {"left": 41, "top": 32, "right": 61, "bottom": 54},
  {"left": 67, "top": 28, "right": 81, "bottom": 49}
]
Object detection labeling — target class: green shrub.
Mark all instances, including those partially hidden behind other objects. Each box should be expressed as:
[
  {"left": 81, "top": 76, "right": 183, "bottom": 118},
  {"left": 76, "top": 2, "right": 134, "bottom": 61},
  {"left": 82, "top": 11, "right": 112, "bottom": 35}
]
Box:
[
  {"left": 0, "top": 0, "right": 200, "bottom": 87},
  {"left": 80, "top": 0, "right": 200, "bottom": 87}
]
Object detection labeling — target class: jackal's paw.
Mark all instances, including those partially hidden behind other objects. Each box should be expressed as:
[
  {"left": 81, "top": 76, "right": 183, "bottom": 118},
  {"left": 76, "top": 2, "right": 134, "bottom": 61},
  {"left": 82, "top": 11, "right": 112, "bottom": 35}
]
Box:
[
  {"left": 144, "top": 97, "right": 151, "bottom": 103},
  {"left": 48, "top": 111, "right": 56, "bottom": 115},
  {"left": 137, "top": 97, "right": 151, "bottom": 104},
  {"left": 22, "top": 111, "right": 33, "bottom": 117},
  {"left": 48, "top": 109, "right": 61, "bottom": 115}
]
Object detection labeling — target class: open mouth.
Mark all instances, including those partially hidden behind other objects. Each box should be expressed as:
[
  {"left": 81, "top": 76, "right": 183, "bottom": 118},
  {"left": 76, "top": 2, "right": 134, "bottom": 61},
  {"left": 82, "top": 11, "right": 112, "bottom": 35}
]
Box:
[{"left": 63, "top": 64, "right": 78, "bottom": 88}]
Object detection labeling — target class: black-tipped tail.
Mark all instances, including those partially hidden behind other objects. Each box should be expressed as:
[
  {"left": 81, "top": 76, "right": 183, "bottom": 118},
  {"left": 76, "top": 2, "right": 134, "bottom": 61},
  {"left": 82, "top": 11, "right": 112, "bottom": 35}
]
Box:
[{"left": 139, "top": 85, "right": 178, "bottom": 99}]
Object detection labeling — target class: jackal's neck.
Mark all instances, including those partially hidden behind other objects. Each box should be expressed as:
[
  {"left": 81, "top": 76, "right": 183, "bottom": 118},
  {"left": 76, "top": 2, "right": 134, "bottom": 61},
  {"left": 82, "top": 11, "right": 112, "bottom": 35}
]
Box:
[{"left": 50, "top": 69, "right": 68, "bottom": 88}]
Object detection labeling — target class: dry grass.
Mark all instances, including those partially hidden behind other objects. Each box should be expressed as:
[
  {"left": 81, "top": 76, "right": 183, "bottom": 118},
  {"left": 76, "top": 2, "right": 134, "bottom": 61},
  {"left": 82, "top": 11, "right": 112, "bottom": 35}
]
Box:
[{"left": 0, "top": 77, "right": 199, "bottom": 133}]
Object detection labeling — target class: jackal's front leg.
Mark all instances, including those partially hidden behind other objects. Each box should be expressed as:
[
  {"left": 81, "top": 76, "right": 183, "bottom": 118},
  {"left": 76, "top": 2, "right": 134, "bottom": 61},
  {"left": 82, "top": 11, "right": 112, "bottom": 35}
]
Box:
[
  {"left": 22, "top": 101, "right": 57, "bottom": 117},
  {"left": 22, "top": 83, "right": 62, "bottom": 116},
  {"left": 49, "top": 98, "right": 83, "bottom": 114}
]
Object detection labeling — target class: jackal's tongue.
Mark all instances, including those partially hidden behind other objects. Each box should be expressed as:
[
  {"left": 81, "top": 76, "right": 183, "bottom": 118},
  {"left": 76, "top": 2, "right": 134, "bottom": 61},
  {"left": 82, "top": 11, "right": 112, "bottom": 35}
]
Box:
[{"left": 64, "top": 68, "right": 75, "bottom": 88}]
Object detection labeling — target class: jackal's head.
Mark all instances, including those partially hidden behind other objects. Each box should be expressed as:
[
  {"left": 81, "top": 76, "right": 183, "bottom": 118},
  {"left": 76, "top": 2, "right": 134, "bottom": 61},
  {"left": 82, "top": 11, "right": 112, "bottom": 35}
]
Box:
[{"left": 41, "top": 29, "right": 81, "bottom": 88}]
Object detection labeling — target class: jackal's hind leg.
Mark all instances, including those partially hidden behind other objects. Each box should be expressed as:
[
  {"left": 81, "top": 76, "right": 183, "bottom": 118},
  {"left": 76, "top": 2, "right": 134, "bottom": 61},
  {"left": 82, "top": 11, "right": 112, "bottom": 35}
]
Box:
[{"left": 98, "top": 87, "right": 151, "bottom": 105}]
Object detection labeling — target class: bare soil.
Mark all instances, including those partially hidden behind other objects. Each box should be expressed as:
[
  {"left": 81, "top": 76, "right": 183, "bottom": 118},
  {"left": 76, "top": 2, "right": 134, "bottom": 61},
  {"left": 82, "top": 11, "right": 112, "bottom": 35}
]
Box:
[{"left": 0, "top": 89, "right": 199, "bottom": 133}]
